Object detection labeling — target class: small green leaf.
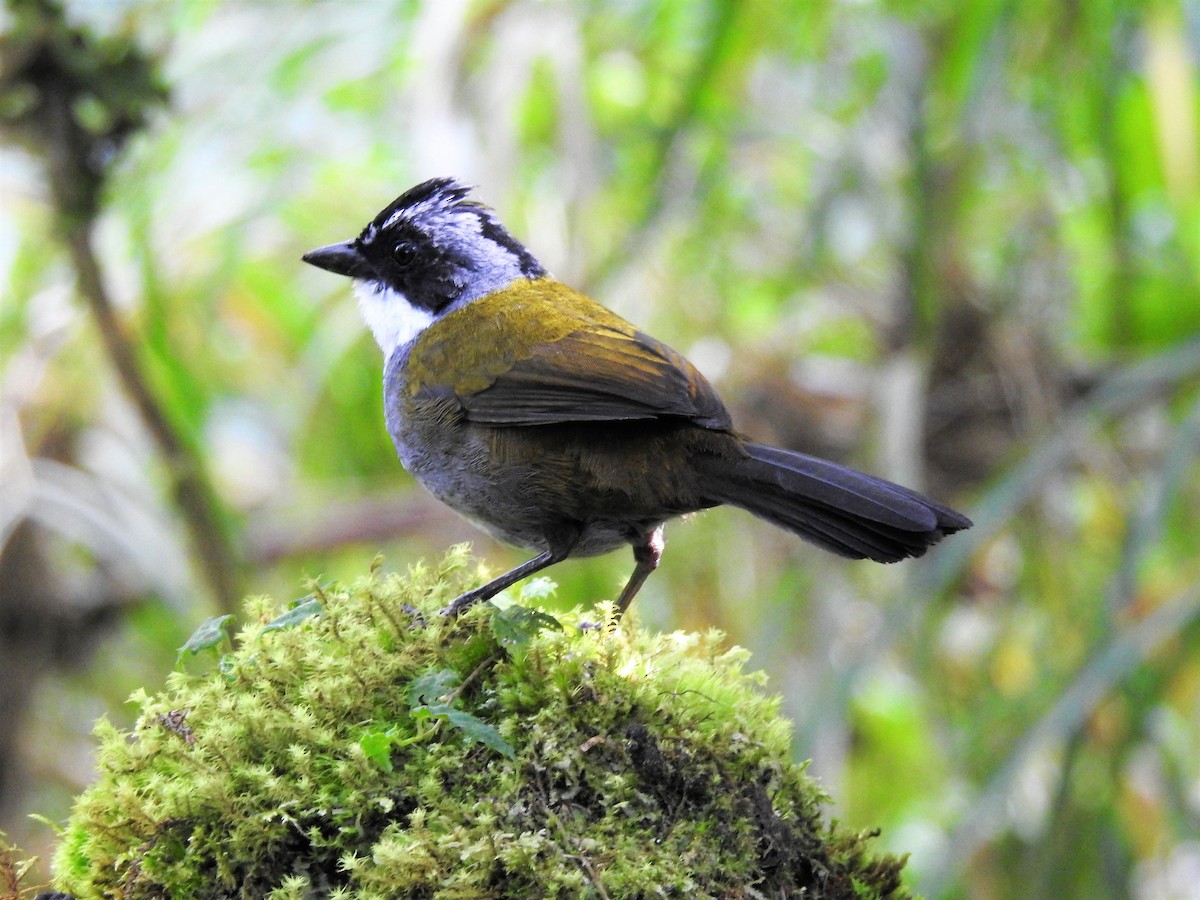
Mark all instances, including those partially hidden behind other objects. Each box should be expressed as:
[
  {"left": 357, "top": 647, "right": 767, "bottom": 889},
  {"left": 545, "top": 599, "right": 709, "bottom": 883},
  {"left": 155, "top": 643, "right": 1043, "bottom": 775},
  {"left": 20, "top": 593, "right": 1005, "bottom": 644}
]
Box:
[
  {"left": 177, "top": 615, "right": 234, "bottom": 665},
  {"left": 444, "top": 708, "right": 515, "bottom": 758},
  {"left": 491, "top": 605, "right": 562, "bottom": 649},
  {"left": 409, "top": 668, "right": 459, "bottom": 708},
  {"left": 407, "top": 668, "right": 513, "bottom": 758},
  {"left": 262, "top": 596, "right": 323, "bottom": 633},
  {"left": 359, "top": 729, "right": 396, "bottom": 772}
]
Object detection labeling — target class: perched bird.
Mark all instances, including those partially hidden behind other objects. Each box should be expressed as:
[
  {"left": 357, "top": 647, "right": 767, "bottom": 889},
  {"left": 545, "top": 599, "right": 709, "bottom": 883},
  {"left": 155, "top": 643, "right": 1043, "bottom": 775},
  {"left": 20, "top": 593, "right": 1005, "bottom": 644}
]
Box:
[{"left": 303, "top": 178, "right": 971, "bottom": 615}]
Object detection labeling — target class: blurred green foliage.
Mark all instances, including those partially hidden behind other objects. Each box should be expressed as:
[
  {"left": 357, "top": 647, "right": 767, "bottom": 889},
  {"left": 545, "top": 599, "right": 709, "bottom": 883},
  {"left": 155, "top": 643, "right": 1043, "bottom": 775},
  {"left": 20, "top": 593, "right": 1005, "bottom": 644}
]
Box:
[{"left": 2, "top": 0, "right": 1199, "bottom": 897}]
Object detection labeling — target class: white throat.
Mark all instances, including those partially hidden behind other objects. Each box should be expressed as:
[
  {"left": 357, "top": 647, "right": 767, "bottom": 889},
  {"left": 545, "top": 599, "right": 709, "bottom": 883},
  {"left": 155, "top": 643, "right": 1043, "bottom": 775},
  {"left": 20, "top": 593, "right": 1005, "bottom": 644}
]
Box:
[{"left": 353, "top": 280, "right": 435, "bottom": 356}]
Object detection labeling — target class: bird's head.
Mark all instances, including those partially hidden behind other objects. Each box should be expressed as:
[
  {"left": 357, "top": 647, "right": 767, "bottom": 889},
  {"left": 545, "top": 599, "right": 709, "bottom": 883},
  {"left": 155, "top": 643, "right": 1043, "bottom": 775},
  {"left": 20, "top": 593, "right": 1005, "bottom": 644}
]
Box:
[{"left": 303, "top": 177, "right": 545, "bottom": 355}]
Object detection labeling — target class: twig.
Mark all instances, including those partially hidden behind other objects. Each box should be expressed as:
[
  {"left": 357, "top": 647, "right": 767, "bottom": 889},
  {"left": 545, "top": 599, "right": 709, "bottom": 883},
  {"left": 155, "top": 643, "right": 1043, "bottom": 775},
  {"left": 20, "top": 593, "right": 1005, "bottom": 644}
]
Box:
[
  {"left": 3, "top": 1, "right": 245, "bottom": 614},
  {"left": 63, "top": 221, "right": 242, "bottom": 614},
  {"left": 447, "top": 651, "right": 502, "bottom": 704}
]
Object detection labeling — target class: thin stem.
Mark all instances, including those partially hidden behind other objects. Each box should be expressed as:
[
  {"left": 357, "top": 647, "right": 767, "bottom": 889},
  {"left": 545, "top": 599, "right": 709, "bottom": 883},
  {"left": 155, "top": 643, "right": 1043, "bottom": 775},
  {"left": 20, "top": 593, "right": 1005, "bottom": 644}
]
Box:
[
  {"left": 64, "top": 222, "right": 242, "bottom": 614},
  {"left": 448, "top": 651, "right": 502, "bottom": 705}
]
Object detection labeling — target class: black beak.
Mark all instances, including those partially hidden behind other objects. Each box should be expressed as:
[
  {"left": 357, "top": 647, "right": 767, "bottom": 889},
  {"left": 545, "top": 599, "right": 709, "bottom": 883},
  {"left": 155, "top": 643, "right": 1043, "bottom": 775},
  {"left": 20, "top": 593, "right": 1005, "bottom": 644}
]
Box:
[{"left": 302, "top": 240, "right": 369, "bottom": 278}]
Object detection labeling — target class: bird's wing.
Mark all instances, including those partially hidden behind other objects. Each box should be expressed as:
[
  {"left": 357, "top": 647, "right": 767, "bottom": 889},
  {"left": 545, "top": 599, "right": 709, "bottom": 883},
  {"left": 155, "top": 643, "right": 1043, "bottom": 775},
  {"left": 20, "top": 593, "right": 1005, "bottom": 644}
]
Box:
[
  {"left": 408, "top": 280, "right": 732, "bottom": 430},
  {"left": 462, "top": 324, "right": 731, "bottom": 428}
]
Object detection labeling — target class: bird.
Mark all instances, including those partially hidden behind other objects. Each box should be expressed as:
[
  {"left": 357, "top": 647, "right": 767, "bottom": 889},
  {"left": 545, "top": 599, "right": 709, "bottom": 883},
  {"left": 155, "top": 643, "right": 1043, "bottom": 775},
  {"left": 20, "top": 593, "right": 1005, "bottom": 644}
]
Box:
[{"left": 302, "top": 178, "right": 972, "bottom": 616}]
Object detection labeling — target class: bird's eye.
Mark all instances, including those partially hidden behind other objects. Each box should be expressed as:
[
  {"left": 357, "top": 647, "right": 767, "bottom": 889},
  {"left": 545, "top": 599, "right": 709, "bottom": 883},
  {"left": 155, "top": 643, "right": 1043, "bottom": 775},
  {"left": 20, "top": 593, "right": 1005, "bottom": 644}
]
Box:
[{"left": 392, "top": 242, "right": 417, "bottom": 269}]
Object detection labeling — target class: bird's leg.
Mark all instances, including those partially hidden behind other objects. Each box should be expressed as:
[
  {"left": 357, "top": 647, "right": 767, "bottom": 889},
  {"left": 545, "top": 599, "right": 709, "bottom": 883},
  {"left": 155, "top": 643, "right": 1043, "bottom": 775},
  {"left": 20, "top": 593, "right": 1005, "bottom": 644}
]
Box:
[
  {"left": 615, "top": 525, "right": 665, "bottom": 617},
  {"left": 441, "top": 527, "right": 579, "bottom": 616},
  {"left": 441, "top": 549, "right": 565, "bottom": 615}
]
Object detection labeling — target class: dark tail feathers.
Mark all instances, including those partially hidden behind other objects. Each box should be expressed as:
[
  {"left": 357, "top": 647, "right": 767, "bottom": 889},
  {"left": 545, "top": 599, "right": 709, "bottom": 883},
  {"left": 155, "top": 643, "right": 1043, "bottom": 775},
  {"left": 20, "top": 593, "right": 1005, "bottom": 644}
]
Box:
[{"left": 699, "top": 442, "right": 972, "bottom": 563}]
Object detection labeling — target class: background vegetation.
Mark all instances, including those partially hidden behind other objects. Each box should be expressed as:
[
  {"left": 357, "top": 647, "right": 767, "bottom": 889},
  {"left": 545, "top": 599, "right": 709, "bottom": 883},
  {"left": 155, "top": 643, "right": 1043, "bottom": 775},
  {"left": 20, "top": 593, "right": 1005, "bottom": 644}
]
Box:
[{"left": 2, "top": 0, "right": 1198, "bottom": 896}]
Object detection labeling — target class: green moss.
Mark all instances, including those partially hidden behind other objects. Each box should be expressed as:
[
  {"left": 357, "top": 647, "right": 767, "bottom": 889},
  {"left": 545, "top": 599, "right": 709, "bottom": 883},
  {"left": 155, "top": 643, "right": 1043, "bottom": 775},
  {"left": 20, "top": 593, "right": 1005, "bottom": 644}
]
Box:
[{"left": 54, "top": 547, "right": 909, "bottom": 899}]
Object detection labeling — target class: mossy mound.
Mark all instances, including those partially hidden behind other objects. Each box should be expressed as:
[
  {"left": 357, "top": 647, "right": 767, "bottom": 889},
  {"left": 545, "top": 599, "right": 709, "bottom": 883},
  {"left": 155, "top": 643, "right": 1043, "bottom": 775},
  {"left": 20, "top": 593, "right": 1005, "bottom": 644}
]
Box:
[{"left": 53, "top": 547, "right": 909, "bottom": 899}]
